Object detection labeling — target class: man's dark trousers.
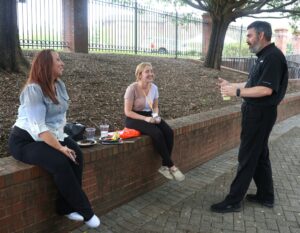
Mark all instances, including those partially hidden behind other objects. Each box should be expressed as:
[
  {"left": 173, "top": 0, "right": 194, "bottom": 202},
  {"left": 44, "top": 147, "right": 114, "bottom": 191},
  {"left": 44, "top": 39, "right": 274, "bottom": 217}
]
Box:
[{"left": 225, "top": 102, "right": 277, "bottom": 204}]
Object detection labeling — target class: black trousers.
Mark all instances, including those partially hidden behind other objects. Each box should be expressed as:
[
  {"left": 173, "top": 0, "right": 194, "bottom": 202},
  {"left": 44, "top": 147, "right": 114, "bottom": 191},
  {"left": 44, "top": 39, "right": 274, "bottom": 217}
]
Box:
[
  {"left": 225, "top": 102, "right": 277, "bottom": 204},
  {"left": 125, "top": 111, "right": 174, "bottom": 167},
  {"left": 8, "top": 126, "right": 94, "bottom": 220}
]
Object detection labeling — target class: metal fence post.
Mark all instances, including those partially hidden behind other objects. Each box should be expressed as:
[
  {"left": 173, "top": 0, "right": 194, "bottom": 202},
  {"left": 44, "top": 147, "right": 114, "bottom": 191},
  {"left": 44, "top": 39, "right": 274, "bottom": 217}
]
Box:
[
  {"left": 134, "top": 0, "right": 137, "bottom": 54},
  {"left": 239, "top": 25, "right": 243, "bottom": 58},
  {"left": 175, "top": 11, "right": 178, "bottom": 59}
]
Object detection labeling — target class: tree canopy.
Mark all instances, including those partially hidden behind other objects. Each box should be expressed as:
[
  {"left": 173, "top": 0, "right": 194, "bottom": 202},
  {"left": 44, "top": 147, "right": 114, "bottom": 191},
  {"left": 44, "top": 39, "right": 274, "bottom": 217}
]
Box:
[
  {"left": 179, "top": 0, "right": 300, "bottom": 69},
  {"left": 182, "top": 0, "right": 300, "bottom": 18}
]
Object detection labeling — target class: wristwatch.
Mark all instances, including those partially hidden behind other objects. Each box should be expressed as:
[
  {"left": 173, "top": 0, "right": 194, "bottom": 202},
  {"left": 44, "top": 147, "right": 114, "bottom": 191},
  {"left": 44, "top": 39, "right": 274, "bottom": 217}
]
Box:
[{"left": 236, "top": 88, "right": 241, "bottom": 97}]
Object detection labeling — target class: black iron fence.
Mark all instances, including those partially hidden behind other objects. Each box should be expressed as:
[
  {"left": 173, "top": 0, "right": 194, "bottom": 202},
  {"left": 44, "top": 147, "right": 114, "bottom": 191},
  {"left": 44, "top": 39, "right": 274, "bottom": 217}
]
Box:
[
  {"left": 17, "top": 0, "right": 247, "bottom": 58},
  {"left": 222, "top": 56, "right": 300, "bottom": 79},
  {"left": 223, "top": 24, "right": 251, "bottom": 58},
  {"left": 286, "top": 55, "right": 300, "bottom": 79},
  {"left": 88, "top": 0, "right": 204, "bottom": 58},
  {"left": 221, "top": 57, "right": 255, "bottom": 73},
  {"left": 17, "top": 0, "right": 68, "bottom": 49}
]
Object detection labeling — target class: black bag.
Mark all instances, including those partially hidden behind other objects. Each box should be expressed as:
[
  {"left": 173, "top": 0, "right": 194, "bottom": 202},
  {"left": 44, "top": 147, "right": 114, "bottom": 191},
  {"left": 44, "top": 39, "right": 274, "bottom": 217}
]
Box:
[{"left": 64, "top": 122, "right": 85, "bottom": 141}]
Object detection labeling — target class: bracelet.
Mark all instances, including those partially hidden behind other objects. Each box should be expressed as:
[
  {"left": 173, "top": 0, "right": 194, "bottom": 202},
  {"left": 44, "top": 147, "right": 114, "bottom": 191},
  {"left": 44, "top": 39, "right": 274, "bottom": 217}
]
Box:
[{"left": 236, "top": 88, "right": 241, "bottom": 97}]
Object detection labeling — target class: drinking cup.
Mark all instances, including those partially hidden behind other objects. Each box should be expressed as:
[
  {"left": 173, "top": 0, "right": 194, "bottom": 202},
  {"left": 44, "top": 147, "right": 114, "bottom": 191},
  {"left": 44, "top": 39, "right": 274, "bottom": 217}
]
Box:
[
  {"left": 152, "top": 112, "right": 161, "bottom": 124},
  {"left": 85, "top": 127, "right": 96, "bottom": 140},
  {"left": 222, "top": 95, "right": 231, "bottom": 101},
  {"left": 100, "top": 124, "right": 109, "bottom": 138}
]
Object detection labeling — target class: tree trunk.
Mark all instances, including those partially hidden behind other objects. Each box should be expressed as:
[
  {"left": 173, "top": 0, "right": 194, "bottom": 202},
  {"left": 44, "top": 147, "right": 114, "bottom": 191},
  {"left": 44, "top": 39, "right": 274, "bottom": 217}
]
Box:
[
  {"left": 204, "top": 17, "right": 231, "bottom": 70},
  {"left": 0, "top": 0, "right": 29, "bottom": 73}
]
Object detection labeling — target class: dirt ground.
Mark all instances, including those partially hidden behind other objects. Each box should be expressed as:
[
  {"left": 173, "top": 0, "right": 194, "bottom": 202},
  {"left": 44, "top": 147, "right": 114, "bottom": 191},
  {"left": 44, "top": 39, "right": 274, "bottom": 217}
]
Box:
[{"left": 0, "top": 52, "right": 298, "bottom": 158}]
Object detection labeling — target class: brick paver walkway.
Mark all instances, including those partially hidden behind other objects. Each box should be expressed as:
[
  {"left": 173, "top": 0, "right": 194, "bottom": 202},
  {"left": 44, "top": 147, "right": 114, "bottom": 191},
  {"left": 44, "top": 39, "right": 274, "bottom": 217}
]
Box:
[{"left": 72, "top": 115, "right": 300, "bottom": 233}]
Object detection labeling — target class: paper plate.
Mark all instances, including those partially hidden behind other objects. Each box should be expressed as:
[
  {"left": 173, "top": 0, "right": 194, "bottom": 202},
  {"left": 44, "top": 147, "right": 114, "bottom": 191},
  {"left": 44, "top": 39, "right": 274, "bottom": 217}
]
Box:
[
  {"left": 100, "top": 137, "right": 123, "bottom": 145},
  {"left": 77, "top": 139, "right": 97, "bottom": 147}
]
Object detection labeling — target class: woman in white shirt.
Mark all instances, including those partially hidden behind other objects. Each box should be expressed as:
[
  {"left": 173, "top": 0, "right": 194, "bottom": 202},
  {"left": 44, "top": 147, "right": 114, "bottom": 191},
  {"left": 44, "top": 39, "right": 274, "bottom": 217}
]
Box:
[
  {"left": 124, "top": 62, "right": 185, "bottom": 181},
  {"left": 8, "top": 50, "right": 100, "bottom": 228}
]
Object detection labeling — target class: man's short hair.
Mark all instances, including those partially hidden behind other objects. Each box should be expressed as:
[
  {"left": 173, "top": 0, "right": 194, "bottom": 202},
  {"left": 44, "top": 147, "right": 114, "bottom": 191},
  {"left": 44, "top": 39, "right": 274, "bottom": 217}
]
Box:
[{"left": 247, "top": 21, "right": 272, "bottom": 41}]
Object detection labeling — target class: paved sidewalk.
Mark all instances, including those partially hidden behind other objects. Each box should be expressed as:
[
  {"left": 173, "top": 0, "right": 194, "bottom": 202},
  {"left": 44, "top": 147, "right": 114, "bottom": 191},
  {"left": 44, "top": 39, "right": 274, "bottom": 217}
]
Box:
[{"left": 72, "top": 114, "right": 300, "bottom": 233}]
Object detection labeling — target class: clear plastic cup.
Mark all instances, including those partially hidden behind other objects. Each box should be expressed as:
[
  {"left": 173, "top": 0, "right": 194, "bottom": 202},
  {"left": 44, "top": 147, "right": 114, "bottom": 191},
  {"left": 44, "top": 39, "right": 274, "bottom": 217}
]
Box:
[
  {"left": 85, "top": 127, "right": 96, "bottom": 140},
  {"left": 100, "top": 124, "right": 109, "bottom": 139},
  {"left": 152, "top": 112, "right": 158, "bottom": 118}
]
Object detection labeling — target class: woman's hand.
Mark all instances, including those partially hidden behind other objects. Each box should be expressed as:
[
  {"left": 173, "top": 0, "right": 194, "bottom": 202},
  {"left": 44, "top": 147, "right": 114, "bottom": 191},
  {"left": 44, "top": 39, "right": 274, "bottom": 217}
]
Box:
[
  {"left": 154, "top": 116, "right": 161, "bottom": 124},
  {"left": 39, "top": 131, "right": 78, "bottom": 165},
  {"left": 59, "top": 146, "right": 78, "bottom": 164},
  {"left": 145, "top": 116, "right": 155, "bottom": 124}
]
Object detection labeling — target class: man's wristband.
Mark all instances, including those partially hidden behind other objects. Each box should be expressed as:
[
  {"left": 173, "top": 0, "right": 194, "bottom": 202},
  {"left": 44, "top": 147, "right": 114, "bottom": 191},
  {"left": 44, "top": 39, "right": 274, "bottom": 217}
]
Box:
[{"left": 236, "top": 88, "right": 241, "bottom": 97}]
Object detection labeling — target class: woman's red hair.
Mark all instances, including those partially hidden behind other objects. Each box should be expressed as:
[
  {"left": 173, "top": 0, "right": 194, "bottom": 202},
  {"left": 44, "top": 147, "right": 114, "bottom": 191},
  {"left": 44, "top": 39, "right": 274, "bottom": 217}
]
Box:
[{"left": 26, "top": 49, "right": 59, "bottom": 104}]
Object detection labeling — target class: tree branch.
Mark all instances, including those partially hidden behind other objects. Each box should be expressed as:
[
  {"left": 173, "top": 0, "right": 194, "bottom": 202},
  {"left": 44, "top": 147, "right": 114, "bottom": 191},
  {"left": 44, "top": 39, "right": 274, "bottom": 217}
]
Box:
[
  {"left": 239, "top": 0, "right": 270, "bottom": 13},
  {"left": 234, "top": 0, "right": 300, "bottom": 18},
  {"left": 267, "top": 0, "right": 299, "bottom": 11},
  {"left": 182, "top": 0, "right": 209, "bottom": 11},
  {"left": 248, "top": 15, "right": 293, "bottom": 19},
  {"left": 241, "top": 7, "right": 300, "bottom": 16}
]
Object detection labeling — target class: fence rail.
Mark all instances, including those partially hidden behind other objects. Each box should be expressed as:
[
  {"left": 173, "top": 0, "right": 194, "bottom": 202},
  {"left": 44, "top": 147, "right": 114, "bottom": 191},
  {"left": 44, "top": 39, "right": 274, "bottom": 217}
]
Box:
[
  {"left": 88, "top": 0, "right": 204, "bottom": 57},
  {"left": 222, "top": 56, "right": 300, "bottom": 79},
  {"left": 17, "top": 0, "right": 247, "bottom": 58},
  {"left": 17, "top": 0, "right": 68, "bottom": 49}
]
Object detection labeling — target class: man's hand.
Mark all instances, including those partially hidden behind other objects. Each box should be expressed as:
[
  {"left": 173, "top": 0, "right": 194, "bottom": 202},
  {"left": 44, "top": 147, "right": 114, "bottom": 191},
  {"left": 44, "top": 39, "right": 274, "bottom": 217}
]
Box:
[
  {"left": 217, "top": 78, "right": 229, "bottom": 87},
  {"left": 221, "top": 85, "right": 237, "bottom": 97}
]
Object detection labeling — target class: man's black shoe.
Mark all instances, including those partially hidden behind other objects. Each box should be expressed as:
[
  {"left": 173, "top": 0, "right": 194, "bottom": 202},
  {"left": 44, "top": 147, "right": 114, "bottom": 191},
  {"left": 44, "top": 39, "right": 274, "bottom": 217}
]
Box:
[
  {"left": 246, "top": 194, "right": 274, "bottom": 208},
  {"left": 210, "top": 200, "right": 241, "bottom": 213}
]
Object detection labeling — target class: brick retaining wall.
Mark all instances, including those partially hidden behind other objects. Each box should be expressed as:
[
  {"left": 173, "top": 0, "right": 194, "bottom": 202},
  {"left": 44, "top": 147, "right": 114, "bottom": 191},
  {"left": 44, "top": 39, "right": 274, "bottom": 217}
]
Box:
[{"left": 1, "top": 93, "right": 300, "bottom": 233}]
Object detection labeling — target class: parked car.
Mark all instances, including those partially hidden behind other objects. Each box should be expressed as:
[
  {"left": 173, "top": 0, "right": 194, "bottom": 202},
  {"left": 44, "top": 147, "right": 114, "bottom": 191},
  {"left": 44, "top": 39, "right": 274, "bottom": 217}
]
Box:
[
  {"left": 143, "top": 36, "right": 202, "bottom": 55},
  {"left": 144, "top": 37, "right": 177, "bottom": 54}
]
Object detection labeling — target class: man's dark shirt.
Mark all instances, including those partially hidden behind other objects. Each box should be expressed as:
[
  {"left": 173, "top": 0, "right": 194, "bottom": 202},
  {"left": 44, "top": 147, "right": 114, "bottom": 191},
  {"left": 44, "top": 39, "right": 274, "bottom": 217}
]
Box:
[{"left": 244, "top": 43, "right": 288, "bottom": 106}]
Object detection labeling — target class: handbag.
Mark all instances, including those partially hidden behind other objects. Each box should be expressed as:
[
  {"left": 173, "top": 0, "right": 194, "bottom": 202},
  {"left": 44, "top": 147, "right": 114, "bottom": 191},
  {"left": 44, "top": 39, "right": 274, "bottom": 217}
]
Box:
[
  {"left": 119, "top": 127, "right": 141, "bottom": 139},
  {"left": 64, "top": 122, "right": 85, "bottom": 141}
]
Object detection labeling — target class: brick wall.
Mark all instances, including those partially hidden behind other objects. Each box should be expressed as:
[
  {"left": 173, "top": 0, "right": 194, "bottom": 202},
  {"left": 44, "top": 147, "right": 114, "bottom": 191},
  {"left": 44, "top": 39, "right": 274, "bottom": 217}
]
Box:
[
  {"left": 292, "top": 33, "right": 300, "bottom": 54},
  {"left": 62, "top": 0, "right": 88, "bottom": 53},
  {"left": 1, "top": 93, "right": 300, "bottom": 233},
  {"left": 202, "top": 13, "right": 212, "bottom": 57},
  {"left": 275, "top": 28, "right": 289, "bottom": 55}
]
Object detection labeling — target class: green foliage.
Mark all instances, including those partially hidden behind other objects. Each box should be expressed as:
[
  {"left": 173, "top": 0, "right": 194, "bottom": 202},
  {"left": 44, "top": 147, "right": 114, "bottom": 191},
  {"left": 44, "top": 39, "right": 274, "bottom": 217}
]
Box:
[
  {"left": 289, "top": 14, "right": 300, "bottom": 34},
  {"left": 286, "top": 43, "right": 293, "bottom": 55},
  {"left": 184, "top": 50, "right": 201, "bottom": 56},
  {"left": 286, "top": 1, "right": 300, "bottom": 33},
  {"left": 222, "top": 42, "right": 251, "bottom": 58}
]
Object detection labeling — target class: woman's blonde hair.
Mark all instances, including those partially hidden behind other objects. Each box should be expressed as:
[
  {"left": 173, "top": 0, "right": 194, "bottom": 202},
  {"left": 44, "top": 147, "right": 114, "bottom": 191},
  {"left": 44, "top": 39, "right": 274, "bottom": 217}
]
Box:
[{"left": 135, "top": 62, "right": 152, "bottom": 81}]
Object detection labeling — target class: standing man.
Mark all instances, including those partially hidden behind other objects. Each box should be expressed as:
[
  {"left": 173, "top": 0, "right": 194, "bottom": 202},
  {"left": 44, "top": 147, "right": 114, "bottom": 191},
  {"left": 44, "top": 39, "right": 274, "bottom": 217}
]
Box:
[{"left": 211, "top": 21, "right": 288, "bottom": 213}]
